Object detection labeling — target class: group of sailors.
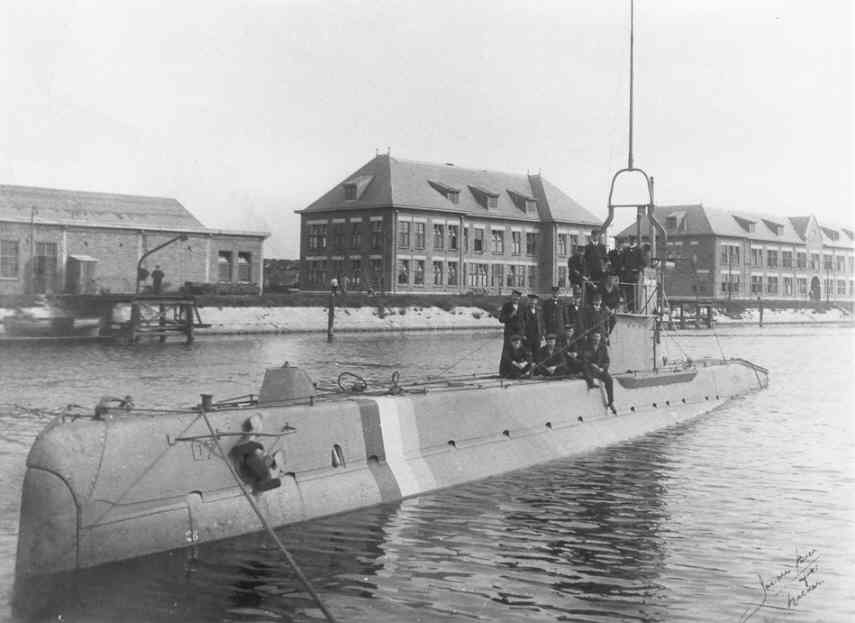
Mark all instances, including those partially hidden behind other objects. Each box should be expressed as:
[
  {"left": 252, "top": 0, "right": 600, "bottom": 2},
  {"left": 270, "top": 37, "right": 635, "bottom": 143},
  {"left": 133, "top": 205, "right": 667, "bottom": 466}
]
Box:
[{"left": 496, "top": 228, "right": 647, "bottom": 414}]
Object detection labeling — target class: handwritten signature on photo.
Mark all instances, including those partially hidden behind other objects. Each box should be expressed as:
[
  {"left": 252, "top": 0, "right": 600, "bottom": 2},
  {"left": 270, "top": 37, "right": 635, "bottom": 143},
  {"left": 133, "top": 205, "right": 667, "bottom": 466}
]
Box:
[{"left": 739, "top": 547, "right": 824, "bottom": 623}]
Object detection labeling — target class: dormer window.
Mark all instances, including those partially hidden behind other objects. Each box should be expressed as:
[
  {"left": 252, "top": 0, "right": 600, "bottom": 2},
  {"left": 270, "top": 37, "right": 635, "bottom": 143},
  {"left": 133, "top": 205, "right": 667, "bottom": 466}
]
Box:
[
  {"left": 507, "top": 190, "right": 537, "bottom": 215},
  {"left": 733, "top": 216, "right": 756, "bottom": 233},
  {"left": 762, "top": 219, "right": 783, "bottom": 236},
  {"left": 428, "top": 180, "right": 461, "bottom": 204},
  {"left": 341, "top": 175, "right": 374, "bottom": 201},
  {"left": 843, "top": 228, "right": 854, "bottom": 240},
  {"left": 666, "top": 216, "right": 677, "bottom": 230},
  {"left": 469, "top": 185, "right": 499, "bottom": 210}
]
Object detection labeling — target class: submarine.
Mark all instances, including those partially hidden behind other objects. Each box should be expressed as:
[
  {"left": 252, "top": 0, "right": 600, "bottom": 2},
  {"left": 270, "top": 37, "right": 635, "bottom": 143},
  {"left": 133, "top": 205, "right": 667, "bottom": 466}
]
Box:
[{"left": 14, "top": 311, "right": 768, "bottom": 583}]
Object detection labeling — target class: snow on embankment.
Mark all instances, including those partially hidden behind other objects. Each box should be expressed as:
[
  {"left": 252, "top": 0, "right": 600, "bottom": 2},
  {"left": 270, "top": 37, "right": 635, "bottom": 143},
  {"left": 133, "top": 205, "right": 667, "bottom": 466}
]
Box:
[
  {"left": 196, "top": 305, "right": 499, "bottom": 334},
  {"left": 714, "top": 307, "right": 851, "bottom": 324}
]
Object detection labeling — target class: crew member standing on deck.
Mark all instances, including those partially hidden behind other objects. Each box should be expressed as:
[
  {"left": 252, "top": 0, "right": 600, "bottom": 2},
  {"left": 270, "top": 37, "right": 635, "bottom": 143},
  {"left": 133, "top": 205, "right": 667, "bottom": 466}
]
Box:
[
  {"left": 584, "top": 229, "right": 608, "bottom": 299},
  {"left": 582, "top": 330, "right": 616, "bottom": 413},
  {"left": 499, "top": 289, "right": 524, "bottom": 343},
  {"left": 568, "top": 246, "right": 587, "bottom": 296},
  {"left": 499, "top": 334, "right": 532, "bottom": 379},
  {"left": 560, "top": 324, "right": 585, "bottom": 376},
  {"left": 542, "top": 286, "right": 570, "bottom": 337},
  {"left": 522, "top": 293, "right": 544, "bottom": 359},
  {"left": 582, "top": 293, "right": 608, "bottom": 339}
]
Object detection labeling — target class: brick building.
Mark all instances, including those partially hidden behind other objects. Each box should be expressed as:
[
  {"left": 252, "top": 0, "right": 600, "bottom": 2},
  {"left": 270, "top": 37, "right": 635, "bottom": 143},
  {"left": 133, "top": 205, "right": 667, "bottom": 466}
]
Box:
[
  {"left": 297, "top": 154, "right": 600, "bottom": 294},
  {"left": 0, "top": 185, "right": 268, "bottom": 296},
  {"left": 615, "top": 204, "right": 855, "bottom": 302}
]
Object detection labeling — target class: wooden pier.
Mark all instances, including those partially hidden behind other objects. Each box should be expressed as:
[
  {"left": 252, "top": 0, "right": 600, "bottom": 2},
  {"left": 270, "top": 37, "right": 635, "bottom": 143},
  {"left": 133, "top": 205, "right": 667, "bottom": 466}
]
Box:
[{"left": 107, "top": 295, "right": 207, "bottom": 344}]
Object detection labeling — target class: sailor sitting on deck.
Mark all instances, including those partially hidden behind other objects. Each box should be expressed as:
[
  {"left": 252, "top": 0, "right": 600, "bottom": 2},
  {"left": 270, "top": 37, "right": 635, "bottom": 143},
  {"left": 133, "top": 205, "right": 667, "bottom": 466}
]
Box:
[
  {"left": 582, "top": 330, "right": 617, "bottom": 414},
  {"left": 559, "top": 324, "right": 585, "bottom": 377},
  {"left": 499, "top": 334, "right": 532, "bottom": 379},
  {"left": 533, "top": 333, "right": 564, "bottom": 377}
]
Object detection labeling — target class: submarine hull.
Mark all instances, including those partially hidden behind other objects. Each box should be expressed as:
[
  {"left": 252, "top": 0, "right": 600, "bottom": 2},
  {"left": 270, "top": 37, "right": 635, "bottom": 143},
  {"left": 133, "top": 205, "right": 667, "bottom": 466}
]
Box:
[{"left": 14, "top": 357, "right": 767, "bottom": 585}]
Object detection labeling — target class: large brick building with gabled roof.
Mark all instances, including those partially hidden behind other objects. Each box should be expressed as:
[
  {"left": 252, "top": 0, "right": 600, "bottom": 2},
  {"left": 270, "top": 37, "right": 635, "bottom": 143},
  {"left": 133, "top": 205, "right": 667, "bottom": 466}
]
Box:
[
  {"left": 615, "top": 204, "right": 855, "bottom": 302},
  {"left": 296, "top": 154, "right": 601, "bottom": 294},
  {"left": 0, "top": 184, "right": 268, "bottom": 295}
]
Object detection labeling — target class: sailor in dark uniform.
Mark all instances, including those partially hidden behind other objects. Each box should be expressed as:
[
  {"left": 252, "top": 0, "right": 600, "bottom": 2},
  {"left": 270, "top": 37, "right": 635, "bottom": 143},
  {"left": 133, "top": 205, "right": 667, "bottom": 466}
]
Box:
[
  {"left": 620, "top": 235, "right": 644, "bottom": 311},
  {"left": 534, "top": 333, "right": 565, "bottom": 377},
  {"left": 559, "top": 324, "right": 585, "bottom": 376},
  {"left": 582, "top": 330, "right": 616, "bottom": 413},
  {"left": 600, "top": 275, "right": 622, "bottom": 334},
  {"left": 499, "top": 289, "right": 524, "bottom": 343},
  {"left": 567, "top": 246, "right": 587, "bottom": 294},
  {"left": 583, "top": 229, "right": 608, "bottom": 299},
  {"left": 521, "top": 293, "right": 544, "bottom": 359},
  {"left": 541, "top": 286, "right": 570, "bottom": 337},
  {"left": 581, "top": 293, "right": 609, "bottom": 339},
  {"left": 566, "top": 286, "right": 583, "bottom": 334},
  {"left": 499, "top": 334, "right": 532, "bottom": 379}
]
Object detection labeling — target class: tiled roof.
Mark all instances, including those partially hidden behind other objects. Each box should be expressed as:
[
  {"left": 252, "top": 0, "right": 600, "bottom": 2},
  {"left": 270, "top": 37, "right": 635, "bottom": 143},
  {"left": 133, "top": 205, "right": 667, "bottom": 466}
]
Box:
[
  {"left": 301, "top": 154, "right": 601, "bottom": 225},
  {"left": 615, "top": 204, "right": 809, "bottom": 245},
  {"left": 0, "top": 184, "right": 205, "bottom": 230}
]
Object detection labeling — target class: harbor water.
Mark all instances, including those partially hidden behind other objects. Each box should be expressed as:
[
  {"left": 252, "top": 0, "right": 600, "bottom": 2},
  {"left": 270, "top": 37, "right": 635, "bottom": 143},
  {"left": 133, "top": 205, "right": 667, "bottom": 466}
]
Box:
[{"left": 0, "top": 326, "right": 853, "bottom": 622}]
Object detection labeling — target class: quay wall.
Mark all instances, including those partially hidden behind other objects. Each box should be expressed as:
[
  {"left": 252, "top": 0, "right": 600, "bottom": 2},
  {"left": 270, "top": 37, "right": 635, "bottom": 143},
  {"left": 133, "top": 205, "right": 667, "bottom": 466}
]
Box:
[{"left": 16, "top": 360, "right": 765, "bottom": 578}]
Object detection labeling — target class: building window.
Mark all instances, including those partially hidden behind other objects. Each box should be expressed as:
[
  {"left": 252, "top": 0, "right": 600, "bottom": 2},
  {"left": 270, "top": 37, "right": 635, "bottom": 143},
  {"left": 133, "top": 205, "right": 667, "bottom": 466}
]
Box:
[
  {"left": 525, "top": 233, "right": 536, "bottom": 256},
  {"left": 558, "top": 266, "right": 567, "bottom": 288},
  {"left": 750, "top": 275, "right": 763, "bottom": 294},
  {"left": 237, "top": 252, "right": 252, "bottom": 282},
  {"left": 344, "top": 184, "right": 357, "bottom": 200},
  {"left": 308, "top": 224, "right": 327, "bottom": 250},
  {"left": 721, "top": 273, "right": 740, "bottom": 295},
  {"left": 491, "top": 264, "right": 504, "bottom": 288},
  {"left": 463, "top": 227, "right": 469, "bottom": 252},
  {"left": 448, "top": 225, "right": 458, "bottom": 250},
  {"left": 797, "top": 278, "right": 807, "bottom": 296},
  {"left": 0, "top": 240, "right": 19, "bottom": 278},
  {"left": 849, "top": 256, "right": 854, "bottom": 274},
  {"left": 333, "top": 223, "right": 344, "bottom": 249},
  {"left": 766, "top": 250, "right": 778, "bottom": 268},
  {"left": 824, "top": 278, "right": 833, "bottom": 298},
  {"left": 414, "top": 260, "right": 425, "bottom": 285},
  {"left": 492, "top": 230, "right": 504, "bottom": 255},
  {"left": 370, "top": 221, "right": 382, "bottom": 250},
  {"left": 558, "top": 234, "right": 568, "bottom": 257},
  {"left": 810, "top": 253, "right": 819, "bottom": 270},
  {"left": 369, "top": 258, "right": 382, "bottom": 286},
  {"left": 570, "top": 234, "right": 579, "bottom": 251},
  {"left": 823, "top": 255, "right": 833, "bottom": 271},
  {"left": 527, "top": 265, "right": 536, "bottom": 288},
  {"left": 468, "top": 263, "right": 488, "bottom": 287},
  {"left": 486, "top": 196, "right": 498, "bottom": 209},
  {"left": 448, "top": 261, "right": 458, "bottom": 286},
  {"left": 506, "top": 265, "right": 517, "bottom": 287},
  {"left": 351, "top": 224, "right": 361, "bottom": 249},
  {"left": 838, "top": 279, "right": 847, "bottom": 295},
  {"left": 415, "top": 223, "right": 426, "bottom": 249},
  {"left": 850, "top": 280, "right": 854, "bottom": 296},
  {"left": 751, "top": 248, "right": 763, "bottom": 267},
  {"left": 719, "top": 246, "right": 728, "bottom": 265},
  {"left": 218, "top": 251, "right": 233, "bottom": 281},
  {"left": 433, "top": 224, "right": 444, "bottom": 250},
  {"left": 525, "top": 199, "right": 536, "bottom": 214},
  {"left": 350, "top": 259, "right": 361, "bottom": 286},
  {"left": 398, "top": 221, "right": 411, "bottom": 249},
  {"left": 331, "top": 258, "right": 344, "bottom": 280},
  {"left": 512, "top": 232, "right": 521, "bottom": 256},
  {"left": 433, "top": 261, "right": 443, "bottom": 285},
  {"left": 397, "top": 259, "right": 410, "bottom": 284},
  {"left": 766, "top": 276, "right": 777, "bottom": 294},
  {"left": 837, "top": 256, "right": 845, "bottom": 272},
  {"left": 448, "top": 190, "right": 459, "bottom": 204},
  {"left": 796, "top": 252, "right": 807, "bottom": 269},
  {"left": 473, "top": 228, "right": 484, "bottom": 253},
  {"left": 666, "top": 216, "right": 677, "bottom": 230},
  {"left": 783, "top": 277, "right": 793, "bottom": 296}
]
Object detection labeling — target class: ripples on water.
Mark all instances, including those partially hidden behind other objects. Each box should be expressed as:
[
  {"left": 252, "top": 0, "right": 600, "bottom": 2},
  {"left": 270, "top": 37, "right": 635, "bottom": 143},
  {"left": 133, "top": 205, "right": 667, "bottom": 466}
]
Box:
[{"left": 1, "top": 327, "right": 853, "bottom": 622}]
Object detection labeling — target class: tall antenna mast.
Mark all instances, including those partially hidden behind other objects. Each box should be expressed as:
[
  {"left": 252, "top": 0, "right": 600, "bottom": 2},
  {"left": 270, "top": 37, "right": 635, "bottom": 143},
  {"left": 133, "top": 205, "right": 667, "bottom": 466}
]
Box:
[{"left": 628, "top": 0, "right": 635, "bottom": 169}]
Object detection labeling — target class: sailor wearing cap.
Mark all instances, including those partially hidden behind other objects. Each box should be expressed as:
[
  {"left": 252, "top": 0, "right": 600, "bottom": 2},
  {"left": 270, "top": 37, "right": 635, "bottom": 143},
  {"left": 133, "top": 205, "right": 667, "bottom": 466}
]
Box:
[
  {"left": 534, "top": 332, "right": 564, "bottom": 377},
  {"left": 522, "top": 293, "right": 544, "bottom": 359},
  {"left": 498, "top": 289, "right": 524, "bottom": 343},
  {"left": 499, "top": 334, "right": 532, "bottom": 379},
  {"left": 582, "top": 329, "right": 616, "bottom": 414},
  {"left": 542, "top": 286, "right": 571, "bottom": 337},
  {"left": 582, "top": 293, "right": 609, "bottom": 339},
  {"left": 584, "top": 228, "right": 608, "bottom": 298},
  {"left": 560, "top": 324, "right": 584, "bottom": 375}
]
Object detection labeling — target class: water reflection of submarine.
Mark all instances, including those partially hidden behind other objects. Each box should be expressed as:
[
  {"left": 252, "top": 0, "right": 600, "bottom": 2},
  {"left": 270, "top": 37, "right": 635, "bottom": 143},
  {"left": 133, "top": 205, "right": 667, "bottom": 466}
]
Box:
[{"left": 15, "top": 320, "right": 768, "bottom": 582}]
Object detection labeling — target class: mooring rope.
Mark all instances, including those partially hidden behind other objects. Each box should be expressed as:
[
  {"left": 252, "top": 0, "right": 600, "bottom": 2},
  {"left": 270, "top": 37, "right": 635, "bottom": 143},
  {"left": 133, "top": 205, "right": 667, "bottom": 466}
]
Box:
[{"left": 197, "top": 409, "right": 340, "bottom": 623}]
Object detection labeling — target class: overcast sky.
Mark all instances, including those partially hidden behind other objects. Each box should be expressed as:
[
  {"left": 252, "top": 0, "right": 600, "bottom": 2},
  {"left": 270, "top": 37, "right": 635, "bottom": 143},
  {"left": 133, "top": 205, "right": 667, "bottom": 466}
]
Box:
[{"left": 1, "top": 0, "right": 852, "bottom": 257}]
